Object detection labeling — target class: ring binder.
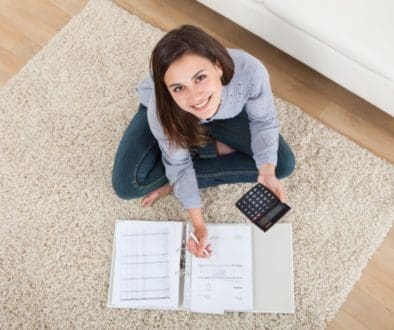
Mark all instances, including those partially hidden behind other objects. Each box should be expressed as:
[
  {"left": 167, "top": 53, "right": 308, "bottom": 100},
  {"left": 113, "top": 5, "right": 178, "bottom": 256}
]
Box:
[
  {"left": 176, "top": 240, "right": 188, "bottom": 278},
  {"left": 175, "top": 269, "right": 186, "bottom": 277},
  {"left": 108, "top": 219, "right": 295, "bottom": 314}
]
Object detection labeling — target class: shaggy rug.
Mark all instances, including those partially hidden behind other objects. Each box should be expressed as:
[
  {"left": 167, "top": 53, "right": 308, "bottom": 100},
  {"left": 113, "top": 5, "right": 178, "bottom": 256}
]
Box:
[{"left": 0, "top": 0, "right": 392, "bottom": 328}]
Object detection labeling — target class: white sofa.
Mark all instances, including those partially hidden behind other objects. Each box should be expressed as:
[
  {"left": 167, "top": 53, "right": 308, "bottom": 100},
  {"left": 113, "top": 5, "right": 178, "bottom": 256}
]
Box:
[{"left": 196, "top": 0, "right": 394, "bottom": 116}]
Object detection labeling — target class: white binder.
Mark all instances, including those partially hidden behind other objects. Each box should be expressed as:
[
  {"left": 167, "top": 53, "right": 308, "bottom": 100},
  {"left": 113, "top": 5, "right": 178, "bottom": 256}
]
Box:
[{"left": 107, "top": 220, "right": 294, "bottom": 314}]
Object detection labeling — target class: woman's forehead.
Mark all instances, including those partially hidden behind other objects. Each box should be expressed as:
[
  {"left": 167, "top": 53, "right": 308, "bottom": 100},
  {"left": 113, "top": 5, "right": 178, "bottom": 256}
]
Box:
[{"left": 164, "top": 54, "right": 214, "bottom": 84}]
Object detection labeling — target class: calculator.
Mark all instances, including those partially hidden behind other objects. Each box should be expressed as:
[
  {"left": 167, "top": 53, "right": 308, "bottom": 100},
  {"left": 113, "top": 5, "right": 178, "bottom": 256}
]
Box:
[{"left": 235, "top": 183, "right": 291, "bottom": 232}]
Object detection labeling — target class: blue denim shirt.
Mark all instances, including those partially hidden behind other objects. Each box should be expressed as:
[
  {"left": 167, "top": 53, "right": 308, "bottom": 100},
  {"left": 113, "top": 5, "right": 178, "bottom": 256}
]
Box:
[{"left": 136, "top": 49, "right": 280, "bottom": 209}]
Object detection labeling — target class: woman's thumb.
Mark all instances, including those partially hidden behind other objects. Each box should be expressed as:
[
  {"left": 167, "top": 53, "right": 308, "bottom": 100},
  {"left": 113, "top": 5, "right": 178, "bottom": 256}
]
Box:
[
  {"left": 279, "top": 189, "right": 286, "bottom": 203},
  {"left": 198, "top": 235, "right": 207, "bottom": 251}
]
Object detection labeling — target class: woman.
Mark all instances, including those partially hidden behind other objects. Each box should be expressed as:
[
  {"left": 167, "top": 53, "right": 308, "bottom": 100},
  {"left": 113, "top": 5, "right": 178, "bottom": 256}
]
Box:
[{"left": 112, "top": 25, "right": 295, "bottom": 258}]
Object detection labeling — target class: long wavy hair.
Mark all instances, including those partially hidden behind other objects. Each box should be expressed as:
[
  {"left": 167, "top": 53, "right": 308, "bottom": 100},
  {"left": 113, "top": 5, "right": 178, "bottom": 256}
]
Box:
[{"left": 150, "top": 25, "right": 234, "bottom": 149}]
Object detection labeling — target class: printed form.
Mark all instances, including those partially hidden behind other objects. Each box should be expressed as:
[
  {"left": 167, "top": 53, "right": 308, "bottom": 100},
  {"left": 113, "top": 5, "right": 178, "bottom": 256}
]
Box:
[
  {"left": 189, "top": 224, "right": 253, "bottom": 313},
  {"left": 111, "top": 221, "right": 182, "bottom": 309}
]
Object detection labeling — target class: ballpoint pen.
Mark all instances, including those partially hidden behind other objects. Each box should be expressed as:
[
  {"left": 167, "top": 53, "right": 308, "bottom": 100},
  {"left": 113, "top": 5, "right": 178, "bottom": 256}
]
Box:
[{"left": 189, "top": 231, "right": 212, "bottom": 260}]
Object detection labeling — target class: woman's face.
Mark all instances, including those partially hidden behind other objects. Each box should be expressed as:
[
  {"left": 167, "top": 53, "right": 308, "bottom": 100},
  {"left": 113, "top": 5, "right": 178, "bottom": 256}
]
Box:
[{"left": 164, "top": 53, "right": 223, "bottom": 120}]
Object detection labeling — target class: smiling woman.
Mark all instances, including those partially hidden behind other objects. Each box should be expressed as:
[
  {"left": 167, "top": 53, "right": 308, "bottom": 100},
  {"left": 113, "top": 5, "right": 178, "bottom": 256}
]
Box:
[
  {"left": 111, "top": 25, "right": 296, "bottom": 258},
  {"left": 164, "top": 54, "right": 223, "bottom": 119},
  {"left": 149, "top": 25, "right": 235, "bottom": 149}
]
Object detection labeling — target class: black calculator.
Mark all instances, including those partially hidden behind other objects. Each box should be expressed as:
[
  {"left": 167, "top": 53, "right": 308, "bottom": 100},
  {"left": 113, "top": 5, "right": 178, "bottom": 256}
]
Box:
[{"left": 236, "top": 183, "right": 291, "bottom": 232}]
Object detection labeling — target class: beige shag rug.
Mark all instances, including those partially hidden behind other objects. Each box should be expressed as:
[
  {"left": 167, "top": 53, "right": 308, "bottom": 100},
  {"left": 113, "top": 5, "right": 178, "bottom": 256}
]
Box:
[{"left": 0, "top": 0, "right": 393, "bottom": 328}]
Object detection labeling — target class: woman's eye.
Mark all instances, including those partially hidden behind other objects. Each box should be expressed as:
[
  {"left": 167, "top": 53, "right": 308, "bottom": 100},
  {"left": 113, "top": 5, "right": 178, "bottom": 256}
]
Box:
[
  {"left": 196, "top": 74, "right": 207, "bottom": 82},
  {"left": 173, "top": 86, "right": 183, "bottom": 93}
]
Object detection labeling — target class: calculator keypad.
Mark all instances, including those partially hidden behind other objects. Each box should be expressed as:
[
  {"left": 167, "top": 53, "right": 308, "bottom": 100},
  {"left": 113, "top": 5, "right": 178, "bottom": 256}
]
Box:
[{"left": 236, "top": 184, "right": 278, "bottom": 222}]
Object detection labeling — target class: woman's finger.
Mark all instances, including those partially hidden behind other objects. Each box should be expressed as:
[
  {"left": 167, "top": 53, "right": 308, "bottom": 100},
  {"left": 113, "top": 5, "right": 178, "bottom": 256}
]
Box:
[
  {"left": 277, "top": 184, "right": 286, "bottom": 203},
  {"left": 196, "top": 230, "right": 207, "bottom": 244},
  {"left": 187, "top": 239, "right": 198, "bottom": 255}
]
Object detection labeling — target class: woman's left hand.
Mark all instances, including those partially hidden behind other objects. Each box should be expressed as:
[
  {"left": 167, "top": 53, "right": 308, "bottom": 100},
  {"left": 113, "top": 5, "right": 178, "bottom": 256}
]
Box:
[{"left": 257, "top": 173, "right": 286, "bottom": 203}]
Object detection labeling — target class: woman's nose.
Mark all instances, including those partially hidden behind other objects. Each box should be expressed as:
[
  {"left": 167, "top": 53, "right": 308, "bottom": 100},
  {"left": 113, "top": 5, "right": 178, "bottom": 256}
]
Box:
[{"left": 187, "top": 88, "right": 203, "bottom": 104}]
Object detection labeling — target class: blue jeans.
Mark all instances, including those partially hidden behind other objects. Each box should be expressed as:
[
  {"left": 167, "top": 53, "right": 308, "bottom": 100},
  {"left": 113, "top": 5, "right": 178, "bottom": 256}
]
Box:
[{"left": 112, "top": 104, "right": 295, "bottom": 199}]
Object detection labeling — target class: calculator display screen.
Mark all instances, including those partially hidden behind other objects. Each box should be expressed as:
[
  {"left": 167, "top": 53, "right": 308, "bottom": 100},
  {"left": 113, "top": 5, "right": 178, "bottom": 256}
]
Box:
[
  {"left": 265, "top": 203, "right": 283, "bottom": 220},
  {"left": 256, "top": 203, "right": 282, "bottom": 226}
]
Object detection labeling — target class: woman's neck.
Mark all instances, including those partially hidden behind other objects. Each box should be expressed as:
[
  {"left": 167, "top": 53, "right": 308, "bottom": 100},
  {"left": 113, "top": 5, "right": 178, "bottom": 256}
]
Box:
[{"left": 206, "top": 100, "right": 222, "bottom": 121}]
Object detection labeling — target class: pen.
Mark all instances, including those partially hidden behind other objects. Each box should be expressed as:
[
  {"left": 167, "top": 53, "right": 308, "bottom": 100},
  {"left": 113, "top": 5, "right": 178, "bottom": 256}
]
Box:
[{"left": 189, "top": 231, "right": 212, "bottom": 260}]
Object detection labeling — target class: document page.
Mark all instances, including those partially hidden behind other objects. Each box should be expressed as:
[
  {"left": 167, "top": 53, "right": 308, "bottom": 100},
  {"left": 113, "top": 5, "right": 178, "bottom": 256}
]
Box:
[
  {"left": 190, "top": 224, "right": 253, "bottom": 313},
  {"left": 109, "top": 220, "right": 182, "bottom": 309}
]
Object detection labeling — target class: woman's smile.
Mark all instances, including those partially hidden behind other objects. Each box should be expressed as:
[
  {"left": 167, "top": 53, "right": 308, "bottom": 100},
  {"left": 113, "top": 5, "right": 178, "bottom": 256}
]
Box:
[{"left": 191, "top": 95, "right": 212, "bottom": 112}]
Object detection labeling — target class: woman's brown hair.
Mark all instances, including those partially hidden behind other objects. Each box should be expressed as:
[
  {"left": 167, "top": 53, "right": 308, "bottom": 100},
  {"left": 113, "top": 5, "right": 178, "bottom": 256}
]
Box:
[{"left": 150, "top": 25, "right": 234, "bottom": 149}]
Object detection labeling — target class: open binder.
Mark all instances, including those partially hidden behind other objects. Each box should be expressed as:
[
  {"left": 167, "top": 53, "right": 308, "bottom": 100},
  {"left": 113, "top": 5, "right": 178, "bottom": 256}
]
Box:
[{"left": 107, "top": 220, "right": 294, "bottom": 314}]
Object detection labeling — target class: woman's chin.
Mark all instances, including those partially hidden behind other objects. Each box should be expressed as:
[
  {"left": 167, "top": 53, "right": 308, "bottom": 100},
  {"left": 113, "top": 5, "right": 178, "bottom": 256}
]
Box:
[
  {"left": 194, "top": 103, "right": 219, "bottom": 119},
  {"left": 194, "top": 109, "right": 214, "bottom": 119}
]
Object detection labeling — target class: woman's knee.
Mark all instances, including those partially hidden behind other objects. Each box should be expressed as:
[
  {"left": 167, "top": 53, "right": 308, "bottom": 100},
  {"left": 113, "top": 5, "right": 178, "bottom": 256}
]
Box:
[
  {"left": 275, "top": 134, "right": 295, "bottom": 179},
  {"left": 112, "top": 158, "right": 168, "bottom": 200},
  {"left": 112, "top": 169, "right": 144, "bottom": 200},
  {"left": 277, "top": 149, "right": 296, "bottom": 179},
  {"left": 112, "top": 104, "right": 157, "bottom": 199}
]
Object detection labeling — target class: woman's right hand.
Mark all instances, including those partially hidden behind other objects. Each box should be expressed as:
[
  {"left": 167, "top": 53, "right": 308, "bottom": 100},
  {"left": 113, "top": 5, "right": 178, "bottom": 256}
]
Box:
[{"left": 187, "top": 222, "right": 212, "bottom": 258}]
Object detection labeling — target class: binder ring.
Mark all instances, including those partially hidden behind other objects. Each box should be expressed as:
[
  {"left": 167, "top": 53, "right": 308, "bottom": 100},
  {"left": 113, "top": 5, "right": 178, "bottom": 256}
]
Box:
[{"left": 174, "top": 269, "right": 191, "bottom": 277}]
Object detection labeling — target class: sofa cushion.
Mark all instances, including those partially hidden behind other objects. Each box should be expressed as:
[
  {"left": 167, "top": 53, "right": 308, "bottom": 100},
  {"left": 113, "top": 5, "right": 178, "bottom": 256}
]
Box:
[
  {"left": 196, "top": 0, "right": 393, "bottom": 114},
  {"left": 263, "top": 0, "right": 394, "bottom": 81}
]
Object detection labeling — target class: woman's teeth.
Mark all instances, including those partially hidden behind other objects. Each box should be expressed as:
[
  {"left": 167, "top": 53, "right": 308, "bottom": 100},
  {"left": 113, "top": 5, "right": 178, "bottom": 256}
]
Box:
[
  {"left": 195, "top": 100, "right": 208, "bottom": 108},
  {"left": 193, "top": 96, "right": 211, "bottom": 110}
]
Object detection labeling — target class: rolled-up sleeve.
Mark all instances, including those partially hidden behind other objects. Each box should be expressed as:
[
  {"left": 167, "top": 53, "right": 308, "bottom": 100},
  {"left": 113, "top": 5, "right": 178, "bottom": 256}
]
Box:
[
  {"left": 146, "top": 97, "right": 201, "bottom": 209},
  {"left": 245, "top": 62, "right": 280, "bottom": 169}
]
